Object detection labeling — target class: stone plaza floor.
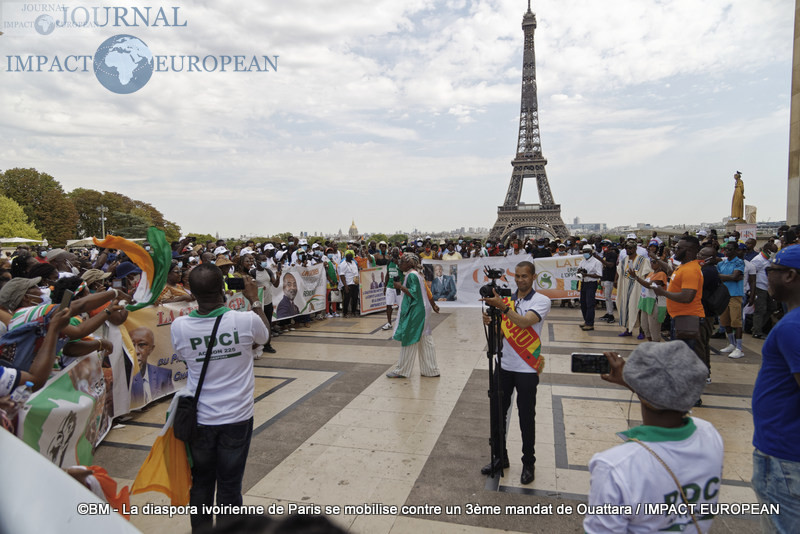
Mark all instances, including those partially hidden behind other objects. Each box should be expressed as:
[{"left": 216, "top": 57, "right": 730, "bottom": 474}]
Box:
[{"left": 95, "top": 306, "right": 764, "bottom": 533}]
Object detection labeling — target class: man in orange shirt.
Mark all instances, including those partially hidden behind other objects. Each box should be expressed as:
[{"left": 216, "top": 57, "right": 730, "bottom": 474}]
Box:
[{"left": 652, "top": 235, "right": 706, "bottom": 405}]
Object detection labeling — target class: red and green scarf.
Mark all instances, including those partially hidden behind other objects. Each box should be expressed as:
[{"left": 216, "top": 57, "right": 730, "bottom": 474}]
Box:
[{"left": 500, "top": 297, "right": 545, "bottom": 374}]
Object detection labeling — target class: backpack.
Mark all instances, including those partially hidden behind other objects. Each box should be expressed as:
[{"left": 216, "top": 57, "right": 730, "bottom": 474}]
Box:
[{"left": 703, "top": 282, "right": 730, "bottom": 317}]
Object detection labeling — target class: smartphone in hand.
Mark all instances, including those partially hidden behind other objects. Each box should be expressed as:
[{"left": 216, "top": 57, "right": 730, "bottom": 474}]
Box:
[{"left": 571, "top": 353, "right": 610, "bottom": 374}]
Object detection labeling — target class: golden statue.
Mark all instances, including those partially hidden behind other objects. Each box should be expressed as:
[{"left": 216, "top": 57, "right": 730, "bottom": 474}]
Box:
[{"left": 731, "top": 171, "right": 744, "bottom": 220}]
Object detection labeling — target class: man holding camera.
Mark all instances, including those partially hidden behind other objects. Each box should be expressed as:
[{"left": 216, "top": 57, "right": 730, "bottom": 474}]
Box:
[
  {"left": 170, "top": 264, "right": 269, "bottom": 531},
  {"left": 480, "top": 261, "right": 551, "bottom": 484}
]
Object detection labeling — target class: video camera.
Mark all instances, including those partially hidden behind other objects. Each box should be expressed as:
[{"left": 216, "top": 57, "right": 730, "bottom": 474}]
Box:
[{"left": 479, "top": 267, "right": 512, "bottom": 298}]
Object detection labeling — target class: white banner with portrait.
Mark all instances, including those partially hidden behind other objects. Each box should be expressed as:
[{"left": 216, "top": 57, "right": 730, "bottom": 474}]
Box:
[
  {"left": 421, "top": 254, "right": 596, "bottom": 307},
  {"left": 268, "top": 264, "right": 327, "bottom": 320}
]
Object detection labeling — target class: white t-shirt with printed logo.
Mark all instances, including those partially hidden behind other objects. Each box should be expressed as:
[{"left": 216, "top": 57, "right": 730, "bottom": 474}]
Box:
[
  {"left": 500, "top": 289, "right": 551, "bottom": 374},
  {"left": 171, "top": 308, "right": 269, "bottom": 425},
  {"left": 584, "top": 417, "right": 723, "bottom": 534}
]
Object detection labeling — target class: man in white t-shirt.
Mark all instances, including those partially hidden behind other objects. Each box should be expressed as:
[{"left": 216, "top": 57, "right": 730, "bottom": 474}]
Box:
[
  {"left": 480, "top": 261, "right": 551, "bottom": 485},
  {"left": 170, "top": 263, "right": 269, "bottom": 532},
  {"left": 584, "top": 341, "right": 723, "bottom": 533}
]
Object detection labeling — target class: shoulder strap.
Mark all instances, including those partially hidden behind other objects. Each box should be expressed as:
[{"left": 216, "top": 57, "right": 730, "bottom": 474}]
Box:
[
  {"left": 193, "top": 314, "right": 224, "bottom": 404},
  {"left": 628, "top": 438, "right": 701, "bottom": 531}
]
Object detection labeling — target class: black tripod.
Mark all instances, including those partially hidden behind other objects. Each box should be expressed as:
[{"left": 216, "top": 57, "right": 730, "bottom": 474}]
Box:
[{"left": 485, "top": 303, "right": 506, "bottom": 479}]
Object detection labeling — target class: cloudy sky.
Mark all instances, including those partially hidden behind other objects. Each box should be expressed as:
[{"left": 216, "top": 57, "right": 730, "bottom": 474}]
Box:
[{"left": 0, "top": 0, "right": 793, "bottom": 239}]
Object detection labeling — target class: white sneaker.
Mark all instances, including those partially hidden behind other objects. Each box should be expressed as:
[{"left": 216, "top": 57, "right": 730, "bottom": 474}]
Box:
[
  {"left": 326, "top": 313, "right": 334, "bottom": 318},
  {"left": 719, "top": 344, "right": 735, "bottom": 353},
  {"left": 728, "top": 348, "right": 745, "bottom": 359},
  {"left": 334, "top": 313, "right": 340, "bottom": 317},
  {"left": 381, "top": 322, "right": 392, "bottom": 330}
]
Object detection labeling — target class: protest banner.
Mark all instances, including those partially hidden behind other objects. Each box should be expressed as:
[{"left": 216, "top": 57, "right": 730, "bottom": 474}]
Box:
[
  {"left": 359, "top": 267, "right": 387, "bottom": 315},
  {"left": 422, "top": 254, "right": 606, "bottom": 307},
  {"left": 269, "top": 264, "right": 326, "bottom": 320},
  {"left": 15, "top": 292, "right": 261, "bottom": 468},
  {"left": 736, "top": 224, "right": 757, "bottom": 242}
]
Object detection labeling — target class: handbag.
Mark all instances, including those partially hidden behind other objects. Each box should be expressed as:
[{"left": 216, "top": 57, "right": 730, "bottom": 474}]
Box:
[
  {"left": 329, "top": 290, "right": 342, "bottom": 303},
  {"left": 173, "top": 315, "right": 223, "bottom": 442},
  {"left": 673, "top": 315, "right": 700, "bottom": 340}
]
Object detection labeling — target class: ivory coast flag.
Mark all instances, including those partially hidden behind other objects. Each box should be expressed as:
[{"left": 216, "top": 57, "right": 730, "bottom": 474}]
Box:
[
  {"left": 131, "top": 392, "right": 192, "bottom": 505},
  {"left": 93, "top": 227, "right": 172, "bottom": 311}
]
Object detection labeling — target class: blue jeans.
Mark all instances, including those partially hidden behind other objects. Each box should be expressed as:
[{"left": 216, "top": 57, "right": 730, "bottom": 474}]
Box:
[
  {"left": 752, "top": 449, "right": 800, "bottom": 533},
  {"left": 189, "top": 417, "right": 253, "bottom": 532}
]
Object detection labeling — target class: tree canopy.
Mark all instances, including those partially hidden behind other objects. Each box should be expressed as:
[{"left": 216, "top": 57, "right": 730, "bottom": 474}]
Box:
[
  {"left": 68, "top": 188, "right": 182, "bottom": 241},
  {"left": 0, "top": 168, "right": 78, "bottom": 247},
  {"left": 0, "top": 195, "right": 42, "bottom": 240},
  {"left": 0, "top": 169, "right": 184, "bottom": 246}
]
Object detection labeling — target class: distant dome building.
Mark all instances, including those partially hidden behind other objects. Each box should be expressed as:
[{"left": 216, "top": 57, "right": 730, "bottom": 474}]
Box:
[{"left": 348, "top": 219, "right": 359, "bottom": 240}]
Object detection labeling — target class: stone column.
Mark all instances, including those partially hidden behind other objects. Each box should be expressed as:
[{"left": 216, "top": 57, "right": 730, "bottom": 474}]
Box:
[{"left": 789, "top": 0, "right": 800, "bottom": 225}]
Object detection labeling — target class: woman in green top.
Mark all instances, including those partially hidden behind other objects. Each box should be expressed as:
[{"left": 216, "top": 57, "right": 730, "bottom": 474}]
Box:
[{"left": 386, "top": 253, "right": 439, "bottom": 378}]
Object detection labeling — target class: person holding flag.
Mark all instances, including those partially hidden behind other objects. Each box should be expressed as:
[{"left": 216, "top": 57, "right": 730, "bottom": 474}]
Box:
[{"left": 480, "top": 260, "right": 551, "bottom": 485}]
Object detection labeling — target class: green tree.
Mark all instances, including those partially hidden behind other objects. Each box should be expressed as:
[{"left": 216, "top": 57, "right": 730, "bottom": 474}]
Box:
[
  {"left": 0, "top": 195, "right": 42, "bottom": 240},
  {"left": 187, "top": 233, "right": 215, "bottom": 245},
  {"left": 68, "top": 188, "right": 181, "bottom": 241},
  {"left": 388, "top": 233, "right": 408, "bottom": 244},
  {"left": 109, "top": 211, "right": 149, "bottom": 238},
  {"left": 371, "top": 233, "right": 388, "bottom": 243},
  {"left": 68, "top": 188, "right": 124, "bottom": 238},
  {"left": 0, "top": 168, "right": 78, "bottom": 246}
]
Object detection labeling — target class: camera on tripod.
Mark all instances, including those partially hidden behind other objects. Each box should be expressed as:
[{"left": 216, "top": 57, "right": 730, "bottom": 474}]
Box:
[{"left": 480, "top": 267, "right": 512, "bottom": 298}]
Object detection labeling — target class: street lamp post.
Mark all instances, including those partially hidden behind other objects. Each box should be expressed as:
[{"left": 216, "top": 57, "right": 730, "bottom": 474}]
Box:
[{"left": 97, "top": 205, "right": 108, "bottom": 238}]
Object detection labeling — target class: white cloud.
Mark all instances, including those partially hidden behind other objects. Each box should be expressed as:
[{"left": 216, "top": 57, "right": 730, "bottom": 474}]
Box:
[{"left": 0, "top": 0, "right": 794, "bottom": 236}]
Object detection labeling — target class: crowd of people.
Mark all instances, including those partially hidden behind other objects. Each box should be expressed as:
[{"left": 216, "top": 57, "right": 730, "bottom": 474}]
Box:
[{"left": 1, "top": 223, "right": 799, "bottom": 532}]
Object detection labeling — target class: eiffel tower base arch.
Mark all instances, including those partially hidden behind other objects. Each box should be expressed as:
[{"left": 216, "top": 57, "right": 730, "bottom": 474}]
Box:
[{"left": 489, "top": 206, "right": 569, "bottom": 242}]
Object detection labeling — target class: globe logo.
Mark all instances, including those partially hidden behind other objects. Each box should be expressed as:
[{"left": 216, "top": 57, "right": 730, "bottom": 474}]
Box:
[
  {"left": 93, "top": 35, "right": 154, "bottom": 94},
  {"left": 35, "top": 14, "right": 56, "bottom": 35}
]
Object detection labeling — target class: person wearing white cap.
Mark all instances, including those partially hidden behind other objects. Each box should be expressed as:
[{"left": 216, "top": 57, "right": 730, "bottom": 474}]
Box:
[
  {"left": 290, "top": 239, "right": 309, "bottom": 266},
  {"left": 584, "top": 342, "right": 722, "bottom": 533},
  {"left": 577, "top": 245, "right": 603, "bottom": 330}
]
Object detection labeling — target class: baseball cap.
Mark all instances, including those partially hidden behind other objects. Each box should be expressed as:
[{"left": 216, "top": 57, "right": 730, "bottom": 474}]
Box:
[
  {"left": 771, "top": 244, "right": 800, "bottom": 269},
  {"left": 114, "top": 262, "right": 141, "bottom": 279},
  {"left": 697, "top": 230, "right": 708, "bottom": 237},
  {"left": 582, "top": 245, "right": 593, "bottom": 252}
]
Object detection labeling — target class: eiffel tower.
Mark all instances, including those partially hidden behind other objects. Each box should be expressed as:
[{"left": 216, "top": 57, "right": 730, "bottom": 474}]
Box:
[{"left": 489, "top": 2, "right": 568, "bottom": 241}]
